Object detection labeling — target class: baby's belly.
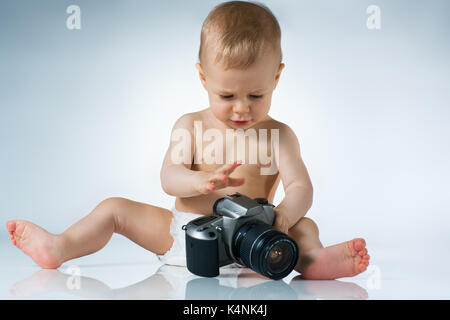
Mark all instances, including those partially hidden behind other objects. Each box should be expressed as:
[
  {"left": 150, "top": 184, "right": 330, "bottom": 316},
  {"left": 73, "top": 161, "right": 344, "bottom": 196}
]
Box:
[{"left": 175, "top": 175, "right": 280, "bottom": 215}]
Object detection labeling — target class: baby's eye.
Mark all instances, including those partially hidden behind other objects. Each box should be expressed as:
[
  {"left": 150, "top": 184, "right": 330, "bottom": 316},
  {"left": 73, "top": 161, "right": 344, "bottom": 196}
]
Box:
[
  {"left": 220, "top": 95, "right": 234, "bottom": 99},
  {"left": 249, "top": 95, "right": 263, "bottom": 99}
]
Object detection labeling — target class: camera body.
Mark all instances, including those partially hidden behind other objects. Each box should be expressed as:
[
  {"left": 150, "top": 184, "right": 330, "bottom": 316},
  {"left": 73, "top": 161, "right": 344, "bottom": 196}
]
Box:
[{"left": 183, "top": 192, "right": 298, "bottom": 280}]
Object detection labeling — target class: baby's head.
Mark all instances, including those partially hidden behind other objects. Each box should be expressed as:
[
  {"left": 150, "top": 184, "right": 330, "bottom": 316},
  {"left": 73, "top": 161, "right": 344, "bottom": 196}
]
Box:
[{"left": 196, "top": 1, "right": 284, "bottom": 129}]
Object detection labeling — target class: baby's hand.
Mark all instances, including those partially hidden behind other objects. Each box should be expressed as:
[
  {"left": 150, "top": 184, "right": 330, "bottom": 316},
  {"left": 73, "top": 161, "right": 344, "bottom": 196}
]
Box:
[
  {"left": 196, "top": 161, "right": 245, "bottom": 194},
  {"left": 273, "top": 210, "right": 289, "bottom": 235}
]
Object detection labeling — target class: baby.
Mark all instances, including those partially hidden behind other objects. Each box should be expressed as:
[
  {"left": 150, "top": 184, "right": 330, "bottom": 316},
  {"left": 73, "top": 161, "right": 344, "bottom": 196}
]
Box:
[{"left": 6, "top": 1, "right": 369, "bottom": 280}]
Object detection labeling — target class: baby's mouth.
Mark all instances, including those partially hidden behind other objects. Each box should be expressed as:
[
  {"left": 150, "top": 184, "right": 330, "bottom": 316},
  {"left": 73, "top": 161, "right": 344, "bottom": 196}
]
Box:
[{"left": 230, "top": 119, "right": 251, "bottom": 126}]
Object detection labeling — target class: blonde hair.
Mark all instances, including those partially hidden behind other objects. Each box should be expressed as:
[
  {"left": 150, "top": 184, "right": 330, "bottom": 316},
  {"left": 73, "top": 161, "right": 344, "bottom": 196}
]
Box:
[{"left": 199, "top": 1, "right": 282, "bottom": 70}]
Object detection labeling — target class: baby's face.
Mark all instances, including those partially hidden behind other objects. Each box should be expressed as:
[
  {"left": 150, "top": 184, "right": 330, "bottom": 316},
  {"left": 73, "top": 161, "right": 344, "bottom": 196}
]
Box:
[{"left": 197, "top": 48, "right": 284, "bottom": 129}]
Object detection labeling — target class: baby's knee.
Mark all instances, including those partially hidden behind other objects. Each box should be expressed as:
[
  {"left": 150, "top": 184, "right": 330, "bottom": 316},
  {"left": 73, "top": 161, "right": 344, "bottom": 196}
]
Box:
[
  {"left": 97, "top": 197, "right": 130, "bottom": 232},
  {"left": 291, "top": 216, "right": 319, "bottom": 235},
  {"left": 97, "top": 197, "right": 129, "bottom": 216}
]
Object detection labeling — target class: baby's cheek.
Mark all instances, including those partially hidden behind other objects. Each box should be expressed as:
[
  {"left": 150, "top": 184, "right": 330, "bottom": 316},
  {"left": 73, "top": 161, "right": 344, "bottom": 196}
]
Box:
[
  {"left": 253, "top": 102, "right": 271, "bottom": 120},
  {"left": 211, "top": 103, "right": 230, "bottom": 120}
]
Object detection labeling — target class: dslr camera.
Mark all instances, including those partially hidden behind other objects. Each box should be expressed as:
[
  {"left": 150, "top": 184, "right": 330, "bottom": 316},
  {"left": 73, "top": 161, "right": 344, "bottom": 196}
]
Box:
[{"left": 183, "top": 193, "right": 299, "bottom": 280}]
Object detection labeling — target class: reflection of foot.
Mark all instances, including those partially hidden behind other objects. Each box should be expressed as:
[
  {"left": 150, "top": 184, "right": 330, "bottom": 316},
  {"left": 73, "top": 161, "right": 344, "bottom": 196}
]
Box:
[
  {"left": 6, "top": 220, "right": 64, "bottom": 269},
  {"left": 299, "top": 238, "right": 370, "bottom": 280},
  {"left": 291, "top": 276, "right": 368, "bottom": 300},
  {"left": 8, "top": 269, "right": 65, "bottom": 298}
]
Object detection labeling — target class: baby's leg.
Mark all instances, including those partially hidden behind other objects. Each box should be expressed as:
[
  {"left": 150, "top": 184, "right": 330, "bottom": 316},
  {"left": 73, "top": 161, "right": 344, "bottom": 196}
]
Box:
[
  {"left": 288, "top": 217, "right": 370, "bottom": 280},
  {"left": 6, "top": 198, "right": 173, "bottom": 268}
]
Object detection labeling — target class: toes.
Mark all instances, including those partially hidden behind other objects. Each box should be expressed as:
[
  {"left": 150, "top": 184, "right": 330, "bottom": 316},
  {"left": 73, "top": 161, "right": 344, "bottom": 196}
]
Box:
[
  {"left": 6, "top": 220, "right": 16, "bottom": 233},
  {"left": 6, "top": 221, "right": 18, "bottom": 245},
  {"left": 363, "top": 254, "right": 370, "bottom": 263},
  {"left": 350, "top": 238, "right": 370, "bottom": 275},
  {"left": 352, "top": 238, "right": 366, "bottom": 251},
  {"left": 9, "top": 234, "right": 16, "bottom": 246},
  {"left": 358, "top": 248, "right": 368, "bottom": 256},
  {"left": 357, "top": 255, "right": 370, "bottom": 273},
  {"left": 9, "top": 232, "right": 17, "bottom": 246},
  {"left": 358, "top": 263, "right": 368, "bottom": 272}
]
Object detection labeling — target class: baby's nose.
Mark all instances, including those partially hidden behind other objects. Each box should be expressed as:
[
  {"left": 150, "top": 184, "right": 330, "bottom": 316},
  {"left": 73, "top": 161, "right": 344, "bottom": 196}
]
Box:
[{"left": 232, "top": 102, "right": 250, "bottom": 114}]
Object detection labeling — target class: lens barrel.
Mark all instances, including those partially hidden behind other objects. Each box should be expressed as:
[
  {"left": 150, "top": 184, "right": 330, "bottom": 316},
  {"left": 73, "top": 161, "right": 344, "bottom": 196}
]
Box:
[{"left": 233, "top": 221, "right": 299, "bottom": 280}]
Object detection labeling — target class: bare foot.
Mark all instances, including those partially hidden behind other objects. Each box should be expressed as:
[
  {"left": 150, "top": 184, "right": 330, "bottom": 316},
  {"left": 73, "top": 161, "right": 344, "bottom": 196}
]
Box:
[
  {"left": 6, "top": 220, "right": 64, "bottom": 269},
  {"left": 299, "top": 238, "right": 370, "bottom": 280}
]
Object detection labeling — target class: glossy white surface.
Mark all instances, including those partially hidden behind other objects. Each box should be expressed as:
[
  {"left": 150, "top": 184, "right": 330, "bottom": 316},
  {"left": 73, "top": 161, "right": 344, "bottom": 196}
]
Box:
[{"left": 1, "top": 235, "right": 449, "bottom": 300}]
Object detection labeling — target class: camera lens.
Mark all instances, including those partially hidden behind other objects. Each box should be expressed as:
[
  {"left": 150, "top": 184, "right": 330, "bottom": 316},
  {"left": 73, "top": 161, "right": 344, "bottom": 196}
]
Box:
[
  {"left": 233, "top": 222, "right": 298, "bottom": 280},
  {"left": 267, "top": 241, "right": 294, "bottom": 273}
]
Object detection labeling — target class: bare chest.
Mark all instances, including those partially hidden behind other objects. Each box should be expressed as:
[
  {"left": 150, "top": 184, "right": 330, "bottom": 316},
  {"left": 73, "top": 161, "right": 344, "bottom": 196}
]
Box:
[{"left": 191, "top": 122, "right": 279, "bottom": 178}]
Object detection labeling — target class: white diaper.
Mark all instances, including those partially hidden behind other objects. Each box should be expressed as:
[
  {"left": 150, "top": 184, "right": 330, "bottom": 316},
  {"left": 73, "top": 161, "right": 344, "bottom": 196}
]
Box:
[
  {"left": 157, "top": 205, "right": 246, "bottom": 276},
  {"left": 157, "top": 206, "right": 205, "bottom": 267}
]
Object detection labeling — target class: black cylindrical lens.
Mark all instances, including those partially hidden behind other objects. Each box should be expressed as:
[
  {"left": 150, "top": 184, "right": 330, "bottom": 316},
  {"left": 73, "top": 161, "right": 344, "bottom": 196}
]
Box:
[
  {"left": 266, "top": 241, "right": 294, "bottom": 274},
  {"left": 233, "top": 222, "right": 299, "bottom": 280}
]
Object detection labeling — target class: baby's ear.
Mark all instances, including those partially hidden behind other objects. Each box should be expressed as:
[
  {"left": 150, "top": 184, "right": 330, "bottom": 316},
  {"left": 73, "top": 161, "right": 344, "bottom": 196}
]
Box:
[
  {"left": 195, "top": 63, "right": 207, "bottom": 86},
  {"left": 275, "top": 63, "right": 285, "bottom": 81},
  {"left": 274, "top": 63, "right": 285, "bottom": 89}
]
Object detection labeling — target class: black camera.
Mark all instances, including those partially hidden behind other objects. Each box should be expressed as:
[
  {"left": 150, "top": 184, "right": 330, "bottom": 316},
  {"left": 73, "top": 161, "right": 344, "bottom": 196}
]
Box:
[{"left": 183, "top": 193, "right": 299, "bottom": 280}]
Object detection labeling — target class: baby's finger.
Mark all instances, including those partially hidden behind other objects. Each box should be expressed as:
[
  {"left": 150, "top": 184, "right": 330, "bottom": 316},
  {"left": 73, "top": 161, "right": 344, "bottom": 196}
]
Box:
[
  {"left": 216, "top": 161, "right": 242, "bottom": 176},
  {"left": 207, "top": 183, "right": 216, "bottom": 191},
  {"left": 208, "top": 173, "right": 228, "bottom": 184},
  {"left": 282, "top": 222, "right": 289, "bottom": 235},
  {"left": 197, "top": 182, "right": 215, "bottom": 194},
  {"left": 273, "top": 213, "right": 288, "bottom": 234},
  {"left": 227, "top": 177, "right": 245, "bottom": 187},
  {"left": 205, "top": 174, "right": 228, "bottom": 190},
  {"left": 206, "top": 175, "right": 226, "bottom": 190},
  {"left": 273, "top": 215, "right": 282, "bottom": 229}
]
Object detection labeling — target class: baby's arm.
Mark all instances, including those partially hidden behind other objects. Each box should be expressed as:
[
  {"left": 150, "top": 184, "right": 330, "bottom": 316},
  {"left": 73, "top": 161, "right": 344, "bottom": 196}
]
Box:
[
  {"left": 273, "top": 124, "right": 313, "bottom": 229},
  {"left": 160, "top": 114, "right": 244, "bottom": 198}
]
